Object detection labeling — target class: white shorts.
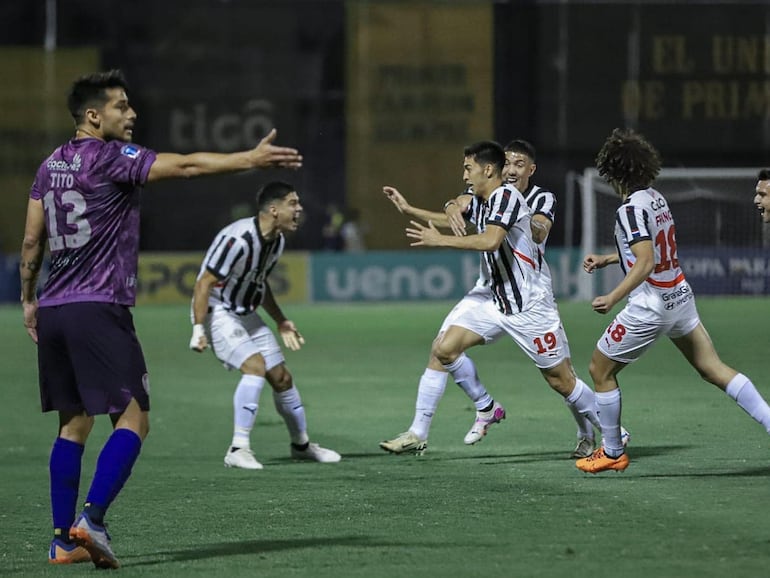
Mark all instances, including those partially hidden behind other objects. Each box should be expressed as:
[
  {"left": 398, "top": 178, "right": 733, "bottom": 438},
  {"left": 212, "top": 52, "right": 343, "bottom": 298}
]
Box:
[
  {"left": 438, "top": 285, "right": 492, "bottom": 335},
  {"left": 596, "top": 292, "right": 701, "bottom": 364},
  {"left": 448, "top": 296, "right": 570, "bottom": 369},
  {"left": 206, "top": 306, "right": 284, "bottom": 371}
]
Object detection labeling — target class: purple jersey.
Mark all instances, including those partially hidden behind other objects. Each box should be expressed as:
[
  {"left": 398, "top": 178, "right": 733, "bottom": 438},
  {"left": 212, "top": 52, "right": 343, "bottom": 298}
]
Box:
[{"left": 30, "top": 138, "right": 156, "bottom": 306}]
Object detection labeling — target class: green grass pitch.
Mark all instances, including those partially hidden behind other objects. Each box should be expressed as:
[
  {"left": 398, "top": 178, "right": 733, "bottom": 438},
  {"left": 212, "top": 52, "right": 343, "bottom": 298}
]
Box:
[{"left": 1, "top": 297, "right": 769, "bottom": 577}]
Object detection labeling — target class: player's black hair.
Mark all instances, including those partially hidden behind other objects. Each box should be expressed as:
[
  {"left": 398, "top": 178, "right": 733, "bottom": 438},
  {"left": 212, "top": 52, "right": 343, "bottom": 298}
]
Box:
[
  {"left": 595, "top": 128, "right": 662, "bottom": 192},
  {"left": 463, "top": 140, "right": 505, "bottom": 175},
  {"left": 758, "top": 168, "right": 770, "bottom": 181},
  {"left": 67, "top": 69, "right": 129, "bottom": 124},
  {"left": 503, "top": 139, "right": 536, "bottom": 162},
  {"left": 256, "top": 181, "right": 296, "bottom": 210}
]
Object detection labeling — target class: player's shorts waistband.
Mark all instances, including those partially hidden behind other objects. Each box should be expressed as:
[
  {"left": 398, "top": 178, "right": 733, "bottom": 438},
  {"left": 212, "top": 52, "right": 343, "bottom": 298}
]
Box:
[{"left": 208, "top": 305, "right": 253, "bottom": 317}]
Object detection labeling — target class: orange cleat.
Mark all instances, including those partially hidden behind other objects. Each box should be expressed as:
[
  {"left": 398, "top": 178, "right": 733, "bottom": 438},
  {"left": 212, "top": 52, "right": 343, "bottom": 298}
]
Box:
[{"left": 576, "top": 447, "right": 629, "bottom": 473}]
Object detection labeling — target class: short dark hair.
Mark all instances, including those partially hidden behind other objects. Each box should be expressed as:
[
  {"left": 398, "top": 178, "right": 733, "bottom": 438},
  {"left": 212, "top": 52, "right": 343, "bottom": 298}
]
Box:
[
  {"left": 595, "top": 128, "right": 661, "bottom": 191},
  {"left": 256, "top": 181, "right": 296, "bottom": 210},
  {"left": 758, "top": 169, "right": 770, "bottom": 181},
  {"left": 67, "top": 69, "right": 129, "bottom": 124},
  {"left": 463, "top": 140, "right": 505, "bottom": 175},
  {"left": 503, "top": 139, "right": 536, "bottom": 162}
]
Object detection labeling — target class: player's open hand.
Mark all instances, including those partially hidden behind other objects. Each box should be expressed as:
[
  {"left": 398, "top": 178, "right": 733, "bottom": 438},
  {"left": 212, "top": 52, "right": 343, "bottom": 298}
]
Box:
[
  {"left": 383, "top": 186, "right": 409, "bottom": 213},
  {"left": 278, "top": 320, "right": 305, "bottom": 351},
  {"left": 189, "top": 324, "right": 209, "bottom": 352},
  {"left": 22, "top": 301, "right": 38, "bottom": 343},
  {"left": 445, "top": 204, "right": 467, "bottom": 237},
  {"left": 406, "top": 220, "right": 442, "bottom": 247},
  {"left": 251, "top": 129, "right": 303, "bottom": 169}
]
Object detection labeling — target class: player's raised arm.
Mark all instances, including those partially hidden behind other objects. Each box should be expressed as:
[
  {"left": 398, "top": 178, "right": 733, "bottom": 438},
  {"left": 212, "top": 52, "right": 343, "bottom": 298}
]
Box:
[
  {"left": 382, "top": 186, "right": 454, "bottom": 229},
  {"left": 148, "top": 129, "right": 302, "bottom": 182}
]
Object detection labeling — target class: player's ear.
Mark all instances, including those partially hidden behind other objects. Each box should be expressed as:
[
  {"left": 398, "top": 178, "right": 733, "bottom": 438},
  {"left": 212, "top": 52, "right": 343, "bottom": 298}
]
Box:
[{"left": 85, "top": 107, "right": 100, "bottom": 128}]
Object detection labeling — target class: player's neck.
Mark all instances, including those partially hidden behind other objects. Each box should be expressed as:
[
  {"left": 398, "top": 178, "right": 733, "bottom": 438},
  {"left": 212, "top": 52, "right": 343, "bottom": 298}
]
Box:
[
  {"left": 74, "top": 127, "right": 104, "bottom": 140},
  {"left": 477, "top": 178, "right": 503, "bottom": 200},
  {"left": 257, "top": 214, "right": 279, "bottom": 241}
]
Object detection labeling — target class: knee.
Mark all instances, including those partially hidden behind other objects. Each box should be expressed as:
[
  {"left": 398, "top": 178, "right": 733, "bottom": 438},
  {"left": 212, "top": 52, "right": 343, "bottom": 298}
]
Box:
[
  {"left": 269, "top": 367, "right": 294, "bottom": 392},
  {"left": 543, "top": 364, "right": 575, "bottom": 397},
  {"left": 431, "top": 341, "right": 458, "bottom": 366}
]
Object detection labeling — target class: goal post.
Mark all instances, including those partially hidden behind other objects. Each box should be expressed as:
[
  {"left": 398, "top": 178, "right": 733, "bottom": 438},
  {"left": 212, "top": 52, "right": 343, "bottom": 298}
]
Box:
[{"left": 575, "top": 167, "right": 765, "bottom": 301}]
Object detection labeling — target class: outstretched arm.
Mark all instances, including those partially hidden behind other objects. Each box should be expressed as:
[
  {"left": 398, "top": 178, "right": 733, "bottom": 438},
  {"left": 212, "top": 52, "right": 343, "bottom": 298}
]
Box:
[
  {"left": 148, "top": 128, "right": 302, "bottom": 182},
  {"left": 383, "top": 186, "right": 455, "bottom": 229},
  {"left": 406, "top": 220, "right": 506, "bottom": 252}
]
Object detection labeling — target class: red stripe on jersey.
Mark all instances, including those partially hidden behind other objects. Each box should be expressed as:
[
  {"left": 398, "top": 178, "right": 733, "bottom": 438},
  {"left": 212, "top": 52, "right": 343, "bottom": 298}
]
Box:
[
  {"left": 645, "top": 272, "right": 686, "bottom": 288},
  {"left": 514, "top": 250, "right": 536, "bottom": 269}
]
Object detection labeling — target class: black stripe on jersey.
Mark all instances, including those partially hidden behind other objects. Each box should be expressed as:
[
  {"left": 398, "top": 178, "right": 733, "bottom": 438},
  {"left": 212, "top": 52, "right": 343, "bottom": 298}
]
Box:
[
  {"left": 209, "top": 236, "right": 236, "bottom": 276},
  {"left": 229, "top": 231, "right": 256, "bottom": 308},
  {"left": 485, "top": 252, "right": 511, "bottom": 314},
  {"left": 215, "top": 246, "right": 244, "bottom": 303},
  {"left": 500, "top": 240, "right": 524, "bottom": 312},
  {"left": 488, "top": 188, "right": 512, "bottom": 224}
]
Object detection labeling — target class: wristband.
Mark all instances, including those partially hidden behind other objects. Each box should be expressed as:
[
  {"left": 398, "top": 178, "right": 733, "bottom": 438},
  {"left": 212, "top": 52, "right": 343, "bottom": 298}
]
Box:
[
  {"left": 443, "top": 200, "right": 457, "bottom": 210},
  {"left": 190, "top": 323, "right": 206, "bottom": 350}
]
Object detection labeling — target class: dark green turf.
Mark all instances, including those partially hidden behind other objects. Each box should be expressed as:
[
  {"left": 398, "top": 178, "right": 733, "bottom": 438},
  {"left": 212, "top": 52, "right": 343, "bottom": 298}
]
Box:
[{"left": 2, "top": 298, "right": 769, "bottom": 577}]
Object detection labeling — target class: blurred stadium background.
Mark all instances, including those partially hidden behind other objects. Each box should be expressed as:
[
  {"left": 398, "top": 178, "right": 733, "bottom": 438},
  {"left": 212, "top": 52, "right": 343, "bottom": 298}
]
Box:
[{"left": 1, "top": 0, "right": 768, "bottom": 304}]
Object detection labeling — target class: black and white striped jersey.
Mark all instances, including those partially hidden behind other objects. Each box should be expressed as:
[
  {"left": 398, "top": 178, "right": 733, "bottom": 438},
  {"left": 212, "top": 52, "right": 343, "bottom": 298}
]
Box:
[
  {"left": 464, "top": 184, "right": 549, "bottom": 314},
  {"left": 521, "top": 182, "right": 557, "bottom": 286},
  {"left": 197, "top": 217, "right": 285, "bottom": 314}
]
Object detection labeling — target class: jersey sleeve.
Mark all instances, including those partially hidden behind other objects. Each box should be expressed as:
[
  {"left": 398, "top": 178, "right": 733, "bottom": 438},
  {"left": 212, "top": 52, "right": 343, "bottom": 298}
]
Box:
[
  {"left": 204, "top": 235, "right": 247, "bottom": 279},
  {"left": 101, "top": 141, "right": 157, "bottom": 187},
  {"left": 530, "top": 189, "right": 556, "bottom": 222},
  {"left": 29, "top": 164, "right": 48, "bottom": 201},
  {"left": 616, "top": 202, "right": 652, "bottom": 246},
  {"left": 486, "top": 186, "right": 528, "bottom": 230}
]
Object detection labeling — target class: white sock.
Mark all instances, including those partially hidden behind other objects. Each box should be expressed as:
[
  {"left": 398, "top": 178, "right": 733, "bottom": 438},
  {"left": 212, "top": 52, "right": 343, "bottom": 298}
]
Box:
[
  {"left": 596, "top": 388, "right": 623, "bottom": 457},
  {"left": 273, "top": 385, "right": 309, "bottom": 445},
  {"left": 232, "top": 374, "right": 265, "bottom": 449},
  {"left": 565, "top": 378, "right": 599, "bottom": 440},
  {"left": 725, "top": 373, "right": 770, "bottom": 434},
  {"left": 408, "top": 368, "right": 448, "bottom": 440},
  {"left": 443, "top": 354, "right": 493, "bottom": 410}
]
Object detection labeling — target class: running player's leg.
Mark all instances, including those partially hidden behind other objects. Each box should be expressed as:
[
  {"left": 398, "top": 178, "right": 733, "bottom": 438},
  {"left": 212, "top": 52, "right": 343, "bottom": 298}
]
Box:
[{"left": 672, "top": 322, "right": 770, "bottom": 433}]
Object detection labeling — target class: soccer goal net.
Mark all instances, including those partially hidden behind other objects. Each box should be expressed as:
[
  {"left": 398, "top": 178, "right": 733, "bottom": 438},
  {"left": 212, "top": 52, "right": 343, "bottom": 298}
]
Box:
[{"left": 574, "top": 167, "right": 767, "bottom": 300}]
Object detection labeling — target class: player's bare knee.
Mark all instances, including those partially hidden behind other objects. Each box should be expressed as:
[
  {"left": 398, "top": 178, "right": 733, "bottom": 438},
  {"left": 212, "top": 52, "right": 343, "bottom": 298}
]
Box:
[{"left": 267, "top": 365, "right": 293, "bottom": 392}]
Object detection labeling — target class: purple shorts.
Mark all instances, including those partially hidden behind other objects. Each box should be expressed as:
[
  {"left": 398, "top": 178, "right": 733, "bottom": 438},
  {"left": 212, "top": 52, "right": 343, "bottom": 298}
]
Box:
[{"left": 37, "top": 303, "right": 150, "bottom": 416}]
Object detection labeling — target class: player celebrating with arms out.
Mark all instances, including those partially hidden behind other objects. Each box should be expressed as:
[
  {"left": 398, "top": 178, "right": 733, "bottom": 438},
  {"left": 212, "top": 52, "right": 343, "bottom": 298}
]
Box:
[
  {"left": 576, "top": 128, "right": 770, "bottom": 474},
  {"left": 190, "top": 181, "right": 340, "bottom": 470}
]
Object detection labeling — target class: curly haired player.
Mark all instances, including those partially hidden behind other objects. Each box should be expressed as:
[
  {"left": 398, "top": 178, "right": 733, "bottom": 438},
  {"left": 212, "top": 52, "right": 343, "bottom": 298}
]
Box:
[{"left": 576, "top": 128, "right": 770, "bottom": 474}]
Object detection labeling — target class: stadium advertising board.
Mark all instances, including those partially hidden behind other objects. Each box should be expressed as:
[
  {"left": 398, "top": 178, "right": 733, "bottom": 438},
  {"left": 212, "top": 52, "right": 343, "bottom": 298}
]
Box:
[
  {"left": 135, "top": 252, "right": 309, "bottom": 305},
  {"left": 678, "top": 248, "right": 770, "bottom": 295},
  {"left": 309, "top": 249, "right": 584, "bottom": 302}
]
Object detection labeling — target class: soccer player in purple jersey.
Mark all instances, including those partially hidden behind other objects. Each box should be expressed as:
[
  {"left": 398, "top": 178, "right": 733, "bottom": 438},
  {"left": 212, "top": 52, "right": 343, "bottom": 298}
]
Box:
[
  {"left": 576, "top": 129, "right": 770, "bottom": 474},
  {"left": 189, "top": 181, "right": 340, "bottom": 470},
  {"left": 19, "top": 70, "right": 301, "bottom": 568},
  {"left": 755, "top": 169, "right": 770, "bottom": 224}
]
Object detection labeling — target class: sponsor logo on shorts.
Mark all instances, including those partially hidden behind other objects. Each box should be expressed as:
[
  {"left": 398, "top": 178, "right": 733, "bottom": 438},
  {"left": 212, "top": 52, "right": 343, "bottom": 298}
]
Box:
[
  {"left": 663, "top": 285, "right": 693, "bottom": 310},
  {"left": 142, "top": 373, "right": 150, "bottom": 395}
]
